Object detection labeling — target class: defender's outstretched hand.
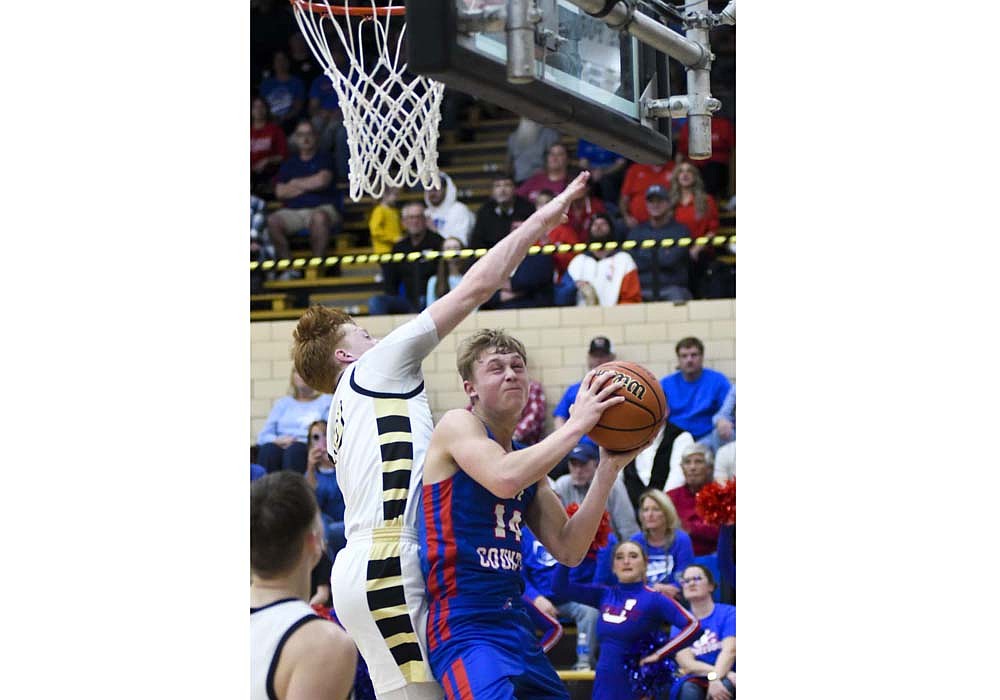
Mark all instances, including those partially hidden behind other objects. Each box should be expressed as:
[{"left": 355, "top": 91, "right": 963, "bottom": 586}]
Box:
[{"left": 536, "top": 171, "right": 591, "bottom": 230}]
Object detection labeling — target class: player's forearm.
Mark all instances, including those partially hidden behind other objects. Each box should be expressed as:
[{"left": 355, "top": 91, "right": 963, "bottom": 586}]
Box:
[
  {"left": 490, "top": 422, "right": 588, "bottom": 498},
  {"left": 551, "top": 472, "right": 617, "bottom": 566}
]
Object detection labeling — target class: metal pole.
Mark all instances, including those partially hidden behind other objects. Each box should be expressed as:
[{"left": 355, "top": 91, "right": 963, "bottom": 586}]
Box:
[
  {"left": 684, "top": 0, "right": 713, "bottom": 159},
  {"left": 560, "top": 0, "right": 708, "bottom": 69},
  {"left": 506, "top": 0, "right": 537, "bottom": 83}
]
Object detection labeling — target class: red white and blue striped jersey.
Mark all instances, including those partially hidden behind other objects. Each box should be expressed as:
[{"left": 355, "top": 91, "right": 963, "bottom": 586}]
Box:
[{"left": 419, "top": 440, "right": 538, "bottom": 606}]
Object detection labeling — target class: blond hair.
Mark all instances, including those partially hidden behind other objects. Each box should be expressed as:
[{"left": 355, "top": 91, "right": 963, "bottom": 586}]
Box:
[{"left": 638, "top": 488, "right": 682, "bottom": 547}]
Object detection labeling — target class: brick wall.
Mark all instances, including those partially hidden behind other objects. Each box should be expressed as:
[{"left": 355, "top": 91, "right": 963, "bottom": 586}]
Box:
[{"left": 250, "top": 300, "right": 736, "bottom": 444}]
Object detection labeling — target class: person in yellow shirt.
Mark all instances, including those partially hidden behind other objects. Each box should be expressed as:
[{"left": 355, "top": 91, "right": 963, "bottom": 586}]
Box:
[{"left": 368, "top": 187, "right": 402, "bottom": 255}]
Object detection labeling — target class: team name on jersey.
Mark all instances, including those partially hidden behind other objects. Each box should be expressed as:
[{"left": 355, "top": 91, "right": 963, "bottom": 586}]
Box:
[
  {"left": 475, "top": 546, "right": 523, "bottom": 571},
  {"left": 602, "top": 598, "right": 638, "bottom": 624}
]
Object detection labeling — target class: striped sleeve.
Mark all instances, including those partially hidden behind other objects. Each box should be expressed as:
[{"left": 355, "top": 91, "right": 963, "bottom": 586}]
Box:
[{"left": 646, "top": 588, "right": 701, "bottom": 661}]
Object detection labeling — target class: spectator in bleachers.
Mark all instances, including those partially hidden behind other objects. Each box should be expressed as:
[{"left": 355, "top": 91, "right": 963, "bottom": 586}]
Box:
[
  {"left": 267, "top": 120, "right": 342, "bottom": 272},
  {"left": 671, "top": 564, "right": 736, "bottom": 700},
  {"left": 533, "top": 190, "right": 583, "bottom": 284},
  {"left": 288, "top": 32, "right": 322, "bottom": 92},
  {"left": 552, "top": 336, "right": 615, "bottom": 430},
  {"left": 423, "top": 172, "right": 475, "bottom": 246},
  {"left": 627, "top": 183, "right": 694, "bottom": 302},
  {"left": 575, "top": 139, "right": 627, "bottom": 207},
  {"left": 659, "top": 337, "right": 732, "bottom": 449},
  {"left": 256, "top": 370, "right": 333, "bottom": 474},
  {"left": 666, "top": 444, "right": 721, "bottom": 557},
  {"left": 259, "top": 50, "right": 306, "bottom": 134},
  {"left": 619, "top": 417, "right": 695, "bottom": 510},
  {"left": 669, "top": 161, "right": 722, "bottom": 298},
  {"left": 712, "top": 385, "right": 736, "bottom": 484},
  {"left": 595, "top": 490, "right": 694, "bottom": 600},
  {"left": 368, "top": 202, "right": 444, "bottom": 315},
  {"left": 303, "top": 420, "right": 347, "bottom": 562},
  {"left": 675, "top": 114, "right": 735, "bottom": 198},
  {"left": 480, "top": 219, "right": 555, "bottom": 310},
  {"left": 521, "top": 525, "right": 600, "bottom": 671},
  {"left": 517, "top": 142, "right": 577, "bottom": 203},
  {"left": 367, "top": 186, "right": 402, "bottom": 256},
  {"left": 307, "top": 72, "right": 344, "bottom": 156},
  {"left": 425, "top": 236, "right": 469, "bottom": 306},
  {"left": 552, "top": 540, "right": 700, "bottom": 700},
  {"left": 554, "top": 439, "right": 640, "bottom": 542},
  {"left": 619, "top": 159, "right": 676, "bottom": 229},
  {"left": 566, "top": 213, "right": 642, "bottom": 306},
  {"left": 251, "top": 96, "right": 288, "bottom": 199},
  {"left": 565, "top": 188, "right": 608, "bottom": 240},
  {"left": 470, "top": 173, "right": 535, "bottom": 250},
  {"left": 507, "top": 117, "right": 561, "bottom": 184}
]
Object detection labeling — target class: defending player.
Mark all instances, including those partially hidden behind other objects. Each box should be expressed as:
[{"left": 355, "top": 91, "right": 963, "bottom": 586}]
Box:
[
  {"left": 250, "top": 471, "right": 357, "bottom": 700},
  {"left": 291, "top": 172, "right": 591, "bottom": 700},
  {"left": 420, "top": 330, "right": 653, "bottom": 699}
]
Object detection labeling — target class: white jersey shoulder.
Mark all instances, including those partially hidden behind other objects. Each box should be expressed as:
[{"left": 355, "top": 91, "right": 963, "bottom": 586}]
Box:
[{"left": 250, "top": 598, "right": 319, "bottom": 700}]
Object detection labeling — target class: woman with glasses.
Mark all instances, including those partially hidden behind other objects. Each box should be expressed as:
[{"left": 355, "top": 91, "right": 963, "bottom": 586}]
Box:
[
  {"left": 255, "top": 370, "right": 332, "bottom": 474},
  {"left": 595, "top": 490, "right": 694, "bottom": 600},
  {"left": 670, "top": 564, "right": 736, "bottom": 700},
  {"left": 554, "top": 540, "right": 701, "bottom": 700}
]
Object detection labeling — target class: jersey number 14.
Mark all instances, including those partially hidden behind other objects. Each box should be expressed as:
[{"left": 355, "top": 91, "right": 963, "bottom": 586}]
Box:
[{"left": 493, "top": 504, "right": 523, "bottom": 542}]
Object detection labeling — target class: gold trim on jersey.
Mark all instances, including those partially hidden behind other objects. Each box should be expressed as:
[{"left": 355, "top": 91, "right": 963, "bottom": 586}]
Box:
[
  {"left": 365, "top": 540, "right": 428, "bottom": 681},
  {"left": 375, "top": 397, "right": 414, "bottom": 526}
]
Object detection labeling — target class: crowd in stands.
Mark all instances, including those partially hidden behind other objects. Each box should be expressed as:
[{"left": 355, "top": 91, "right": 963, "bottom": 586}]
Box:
[
  {"left": 252, "top": 333, "right": 736, "bottom": 697},
  {"left": 250, "top": 0, "right": 735, "bottom": 305}
]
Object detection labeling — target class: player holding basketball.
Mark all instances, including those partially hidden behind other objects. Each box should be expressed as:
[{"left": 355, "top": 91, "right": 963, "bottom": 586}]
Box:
[
  {"left": 291, "top": 172, "right": 592, "bottom": 700},
  {"left": 420, "top": 329, "right": 654, "bottom": 699}
]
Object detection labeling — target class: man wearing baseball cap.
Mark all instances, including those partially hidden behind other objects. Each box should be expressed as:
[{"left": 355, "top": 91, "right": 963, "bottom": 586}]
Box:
[
  {"left": 626, "top": 183, "right": 694, "bottom": 301},
  {"left": 553, "top": 437, "right": 640, "bottom": 542},
  {"left": 618, "top": 160, "right": 676, "bottom": 228}
]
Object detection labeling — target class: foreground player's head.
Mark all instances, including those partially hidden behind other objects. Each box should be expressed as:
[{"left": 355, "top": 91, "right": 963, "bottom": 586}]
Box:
[
  {"left": 293, "top": 305, "right": 376, "bottom": 393},
  {"left": 457, "top": 329, "right": 529, "bottom": 410},
  {"left": 250, "top": 471, "right": 325, "bottom": 580}
]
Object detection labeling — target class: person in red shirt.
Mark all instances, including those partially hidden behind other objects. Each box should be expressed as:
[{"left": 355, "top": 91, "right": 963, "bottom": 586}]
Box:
[
  {"left": 665, "top": 443, "right": 720, "bottom": 557},
  {"left": 618, "top": 161, "right": 676, "bottom": 228},
  {"left": 516, "top": 142, "right": 577, "bottom": 203},
  {"left": 251, "top": 96, "right": 288, "bottom": 198},
  {"left": 670, "top": 161, "right": 721, "bottom": 298},
  {"left": 675, "top": 115, "right": 735, "bottom": 198}
]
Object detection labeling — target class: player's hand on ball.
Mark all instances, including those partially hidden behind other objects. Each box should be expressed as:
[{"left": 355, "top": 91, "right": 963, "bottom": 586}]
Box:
[{"left": 566, "top": 369, "right": 626, "bottom": 433}]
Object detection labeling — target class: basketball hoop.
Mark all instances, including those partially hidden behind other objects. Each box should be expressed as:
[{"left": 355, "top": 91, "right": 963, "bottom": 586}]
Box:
[{"left": 289, "top": 0, "right": 445, "bottom": 201}]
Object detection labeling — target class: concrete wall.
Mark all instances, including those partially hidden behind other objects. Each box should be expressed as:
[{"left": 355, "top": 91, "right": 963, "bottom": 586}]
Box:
[{"left": 250, "top": 300, "right": 736, "bottom": 443}]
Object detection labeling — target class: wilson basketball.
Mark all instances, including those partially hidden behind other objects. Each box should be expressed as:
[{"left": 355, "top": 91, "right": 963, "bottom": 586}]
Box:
[{"left": 587, "top": 361, "right": 666, "bottom": 452}]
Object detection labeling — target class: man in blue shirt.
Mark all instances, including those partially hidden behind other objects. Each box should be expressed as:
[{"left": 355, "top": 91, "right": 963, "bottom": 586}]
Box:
[
  {"left": 266, "top": 120, "right": 343, "bottom": 274},
  {"left": 659, "top": 337, "right": 732, "bottom": 451}
]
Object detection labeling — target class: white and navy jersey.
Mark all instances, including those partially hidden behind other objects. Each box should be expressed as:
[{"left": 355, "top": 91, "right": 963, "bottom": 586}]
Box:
[
  {"left": 327, "top": 310, "right": 439, "bottom": 539},
  {"left": 250, "top": 598, "right": 321, "bottom": 700}
]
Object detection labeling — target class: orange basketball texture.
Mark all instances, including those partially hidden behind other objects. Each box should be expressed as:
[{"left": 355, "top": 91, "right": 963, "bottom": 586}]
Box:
[{"left": 586, "top": 361, "right": 666, "bottom": 451}]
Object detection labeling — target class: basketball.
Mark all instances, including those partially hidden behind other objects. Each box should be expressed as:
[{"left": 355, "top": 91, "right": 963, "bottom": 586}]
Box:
[{"left": 587, "top": 361, "right": 666, "bottom": 452}]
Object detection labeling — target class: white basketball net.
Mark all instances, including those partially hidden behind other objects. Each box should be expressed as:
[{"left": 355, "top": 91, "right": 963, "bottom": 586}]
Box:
[{"left": 291, "top": 0, "right": 445, "bottom": 201}]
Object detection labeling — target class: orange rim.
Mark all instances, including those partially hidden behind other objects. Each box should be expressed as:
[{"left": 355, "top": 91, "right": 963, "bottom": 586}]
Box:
[{"left": 289, "top": 0, "right": 406, "bottom": 16}]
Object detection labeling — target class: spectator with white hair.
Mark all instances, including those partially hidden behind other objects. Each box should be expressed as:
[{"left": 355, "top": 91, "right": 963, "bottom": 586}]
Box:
[{"left": 666, "top": 443, "right": 721, "bottom": 557}]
